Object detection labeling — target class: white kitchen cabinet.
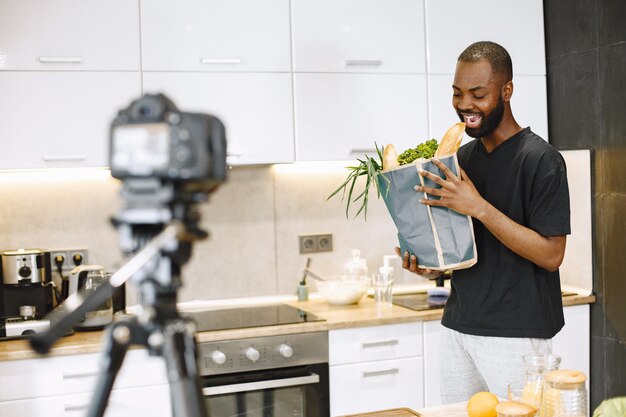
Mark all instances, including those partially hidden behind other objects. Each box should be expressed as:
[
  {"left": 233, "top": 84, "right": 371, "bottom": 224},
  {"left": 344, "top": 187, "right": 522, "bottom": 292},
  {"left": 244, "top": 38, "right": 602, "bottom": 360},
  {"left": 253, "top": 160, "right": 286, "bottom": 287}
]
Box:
[
  {"left": 329, "top": 322, "right": 424, "bottom": 416},
  {"left": 0, "top": 384, "right": 171, "bottom": 417},
  {"left": 425, "top": 0, "right": 546, "bottom": 76},
  {"left": 0, "top": 72, "right": 141, "bottom": 169},
  {"left": 428, "top": 74, "right": 549, "bottom": 146},
  {"left": 0, "top": 349, "right": 171, "bottom": 417},
  {"left": 422, "top": 305, "right": 591, "bottom": 408},
  {"left": 294, "top": 73, "right": 429, "bottom": 161},
  {"left": 140, "top": 0, "right": 291, "bottom": 72},
  {"left": 292, "top": 0, "right": 426, "bottom": 73},
  {"left": 0, "top": 0, "right": 140, "bottom": 71},
  {"left": 143, "top": 72, "right": 295, "bottom": 165}
]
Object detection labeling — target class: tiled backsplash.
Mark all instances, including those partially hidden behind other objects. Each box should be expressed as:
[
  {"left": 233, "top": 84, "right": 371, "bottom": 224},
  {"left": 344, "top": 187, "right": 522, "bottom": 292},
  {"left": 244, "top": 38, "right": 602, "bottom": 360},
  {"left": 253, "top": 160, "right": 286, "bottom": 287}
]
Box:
[{"left": 0, "top": 150, "right": 591, "bottom": 302}]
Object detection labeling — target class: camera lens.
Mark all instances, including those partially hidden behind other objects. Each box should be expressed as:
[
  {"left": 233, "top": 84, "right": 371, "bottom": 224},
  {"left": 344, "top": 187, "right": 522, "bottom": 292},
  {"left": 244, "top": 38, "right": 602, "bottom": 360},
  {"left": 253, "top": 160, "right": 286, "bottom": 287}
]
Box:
[{"left": 139, "top": 105, "right": 152, "bottom": 116}]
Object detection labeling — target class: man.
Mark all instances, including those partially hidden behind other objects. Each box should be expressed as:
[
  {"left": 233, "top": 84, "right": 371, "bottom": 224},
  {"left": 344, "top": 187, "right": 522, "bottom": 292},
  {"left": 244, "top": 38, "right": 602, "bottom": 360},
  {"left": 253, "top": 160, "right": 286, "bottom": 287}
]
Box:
[{"left": 398, "top": 41, "right": 570, "bottom": 402}]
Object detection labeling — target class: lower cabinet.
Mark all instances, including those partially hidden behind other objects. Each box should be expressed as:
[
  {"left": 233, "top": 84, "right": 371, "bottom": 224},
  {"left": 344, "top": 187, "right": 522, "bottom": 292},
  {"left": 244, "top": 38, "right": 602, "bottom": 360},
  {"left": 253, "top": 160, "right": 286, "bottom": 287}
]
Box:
[
  {"left": 0, "top": 349, "right": 172, "bottom": 417},
  {"left": 328, "top": 322, "right": 424, "bottom": 416},
  {"left": 0, "top": 384, "right": 171, "bottom": 417}
]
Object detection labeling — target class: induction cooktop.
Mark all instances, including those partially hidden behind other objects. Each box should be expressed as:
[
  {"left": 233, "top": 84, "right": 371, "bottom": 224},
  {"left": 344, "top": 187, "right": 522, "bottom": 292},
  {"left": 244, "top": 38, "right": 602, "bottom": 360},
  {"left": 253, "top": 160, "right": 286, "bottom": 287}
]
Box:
[
  {"left": 385, "top": 290, "right": 579, "bottom": 312},
  {"left": 181, "top": 304, "right": 324, "bottom": 332}
]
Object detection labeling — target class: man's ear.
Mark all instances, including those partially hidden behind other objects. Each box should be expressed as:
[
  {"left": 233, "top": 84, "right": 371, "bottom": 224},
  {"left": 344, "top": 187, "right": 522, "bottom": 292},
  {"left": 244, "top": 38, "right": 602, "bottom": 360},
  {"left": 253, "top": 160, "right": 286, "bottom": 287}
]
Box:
[{"left": 502, "top": 81, "right": 514, "bottom": 102}]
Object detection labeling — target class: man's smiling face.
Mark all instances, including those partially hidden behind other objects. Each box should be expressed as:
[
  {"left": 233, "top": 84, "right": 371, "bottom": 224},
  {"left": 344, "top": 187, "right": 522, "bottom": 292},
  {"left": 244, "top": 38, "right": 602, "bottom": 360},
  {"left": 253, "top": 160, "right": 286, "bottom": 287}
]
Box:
[{"left": 452, "top": 60, "right": 508, "bottom": 139}]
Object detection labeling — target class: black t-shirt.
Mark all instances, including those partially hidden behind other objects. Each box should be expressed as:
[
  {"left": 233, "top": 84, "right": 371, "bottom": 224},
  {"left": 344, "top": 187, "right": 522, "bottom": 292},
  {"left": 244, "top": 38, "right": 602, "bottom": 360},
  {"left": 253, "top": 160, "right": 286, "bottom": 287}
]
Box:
[{"left": 442, "top": 127, "right": 571, "bottom": 338}]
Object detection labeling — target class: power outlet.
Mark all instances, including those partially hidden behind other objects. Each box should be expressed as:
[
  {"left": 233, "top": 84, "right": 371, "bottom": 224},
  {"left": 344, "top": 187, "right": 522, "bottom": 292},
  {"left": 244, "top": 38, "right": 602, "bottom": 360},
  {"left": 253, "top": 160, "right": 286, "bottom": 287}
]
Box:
[
  {"left": 299, "top": 234, "right": 333, "bottom": 254},
  {"left": 50, "top": 247, "right": 89, "bottom": 275}
]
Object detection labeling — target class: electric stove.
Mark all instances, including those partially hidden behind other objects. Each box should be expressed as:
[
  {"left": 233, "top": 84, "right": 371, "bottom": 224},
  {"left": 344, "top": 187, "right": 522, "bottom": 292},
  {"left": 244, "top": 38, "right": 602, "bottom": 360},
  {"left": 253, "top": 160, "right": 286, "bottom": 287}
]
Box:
[{"left": 182, "top": 304, "right": 324, "bottom": 332}]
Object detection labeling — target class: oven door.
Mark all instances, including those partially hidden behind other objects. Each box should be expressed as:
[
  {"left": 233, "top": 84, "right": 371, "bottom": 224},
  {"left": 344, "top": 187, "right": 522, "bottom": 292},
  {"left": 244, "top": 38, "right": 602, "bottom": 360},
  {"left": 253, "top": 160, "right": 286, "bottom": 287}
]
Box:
[{"left": 201, "top": 363, "right": 329, "bottom": 417}]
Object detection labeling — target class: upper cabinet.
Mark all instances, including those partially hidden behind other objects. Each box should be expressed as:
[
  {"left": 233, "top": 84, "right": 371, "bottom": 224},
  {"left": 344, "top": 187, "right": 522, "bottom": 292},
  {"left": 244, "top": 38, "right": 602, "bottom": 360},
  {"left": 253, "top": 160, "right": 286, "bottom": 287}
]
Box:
[
  {"left": 426, "top": 0, "right": 546, "bottom": 75},
  {"left": 0, "top": 72, "right": 141, "bottom": 169},
  {"left": 140, "top": 0, "right": 291, "bottom": 72},
  {"left": 0, "top": 0, "right": 140, "bottom": 71},
  {"left": 295, "top": 74, "right": 428, "bottom": 161},
  {"left": 292, "top": 0, "right": 426, "bottom": 73}
]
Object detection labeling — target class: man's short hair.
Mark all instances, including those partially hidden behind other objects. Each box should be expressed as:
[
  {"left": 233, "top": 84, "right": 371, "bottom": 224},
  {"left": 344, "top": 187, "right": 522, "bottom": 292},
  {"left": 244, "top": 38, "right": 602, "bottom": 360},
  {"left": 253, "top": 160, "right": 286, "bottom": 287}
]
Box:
[{"left": 458, "top": 41, "right": 513, "bottom": 82}]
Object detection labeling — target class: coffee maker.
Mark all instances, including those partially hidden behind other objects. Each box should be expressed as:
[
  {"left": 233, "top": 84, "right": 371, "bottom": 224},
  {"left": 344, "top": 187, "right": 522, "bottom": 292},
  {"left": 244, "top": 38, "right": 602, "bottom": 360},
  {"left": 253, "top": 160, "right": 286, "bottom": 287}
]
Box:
[{"left": 0, "top": 249, "right": 54, "bottom": 337}]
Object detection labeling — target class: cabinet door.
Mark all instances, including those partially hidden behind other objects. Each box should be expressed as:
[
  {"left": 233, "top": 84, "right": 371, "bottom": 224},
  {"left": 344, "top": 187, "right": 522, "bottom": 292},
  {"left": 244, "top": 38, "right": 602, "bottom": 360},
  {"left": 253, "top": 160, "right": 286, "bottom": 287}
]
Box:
[
  {"left": 0, "top": 349, "right": 167, "bottom": 401},
  {"left": 0, "top": 0, "right": 140, "bottom": 71},
  {"left": 0, "top": 384, "right": 171, "bottom": 417},
  {"left": 553, "top": 305, "right": 590, "bottom": 380},
  {"left": 0, "top": 72, "right": 141, "bottom": 169},
  {"left": 143, "top": 72, "right": 294, "bottom": 165},
  {"left": 423, "top": 320, "right": 443, "bottom": 408},
  {"left": 292, "top": 0, "right": 426, "bottom": 73},
  {"left": 295, "top": 73, "right": 428, "bottom": 161},
  {"left": 329, "top": 322, "right": 423, "bottom": 365},
  {"left": 141, "top": 0, "right": 291, "bottom": 72},
  {"left": 426, "top": 0, "right": 546, "bottom": 75},
  {"left": 330, "top": 357, "right": 424, "bottom": 416},
  {"left": 428, "top": 74, "right": 549, "bottom": 145}
]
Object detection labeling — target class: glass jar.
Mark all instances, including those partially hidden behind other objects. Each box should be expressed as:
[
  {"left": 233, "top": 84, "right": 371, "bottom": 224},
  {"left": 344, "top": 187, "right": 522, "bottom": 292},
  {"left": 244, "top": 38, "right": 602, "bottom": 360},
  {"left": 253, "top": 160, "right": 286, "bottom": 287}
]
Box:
[
  {"left": 497, "top": 400, "right": 538, "bottom": 417},
  {"left": 523, "top": 354, "right": 562, "bottom": 407},
  {"left": 540, "top": 370, "right": 587, "bottom": 417}
]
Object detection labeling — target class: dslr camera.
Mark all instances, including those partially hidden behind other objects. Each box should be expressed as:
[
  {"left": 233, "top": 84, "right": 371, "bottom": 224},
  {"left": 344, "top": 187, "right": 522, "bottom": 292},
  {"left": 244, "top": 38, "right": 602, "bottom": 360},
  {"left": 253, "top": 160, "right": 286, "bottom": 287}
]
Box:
[{"left": 109, "top": 93, "right": 227, "bottom": 191}]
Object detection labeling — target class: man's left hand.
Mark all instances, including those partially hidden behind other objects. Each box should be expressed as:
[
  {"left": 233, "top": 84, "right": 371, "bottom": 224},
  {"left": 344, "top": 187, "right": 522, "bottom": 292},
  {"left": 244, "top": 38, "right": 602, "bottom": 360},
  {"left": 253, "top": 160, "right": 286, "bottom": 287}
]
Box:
[{"left": 415, "top": 158, "right": 487, "bottom": 219}]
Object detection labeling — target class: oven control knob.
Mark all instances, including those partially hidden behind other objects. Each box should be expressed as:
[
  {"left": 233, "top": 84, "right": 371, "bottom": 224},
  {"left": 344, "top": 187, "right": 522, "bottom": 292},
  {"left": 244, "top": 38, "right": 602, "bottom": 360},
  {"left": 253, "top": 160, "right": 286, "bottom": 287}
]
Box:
[
  {"left": 245, "top": 347, "right": 260, "bottom": 362},
  {"left": 278, "top": 344, "right": 293, "bottom": 358},
  {"left": 210, "top": 350, "right": 226, "bottom": 365}
]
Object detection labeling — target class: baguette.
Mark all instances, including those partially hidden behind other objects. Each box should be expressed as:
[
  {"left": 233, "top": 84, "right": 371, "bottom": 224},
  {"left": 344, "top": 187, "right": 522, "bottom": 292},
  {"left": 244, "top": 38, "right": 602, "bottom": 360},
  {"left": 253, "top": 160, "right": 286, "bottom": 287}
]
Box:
[
  {"left": 435, "top": 122, "right": 466, "bottom": 157},
  {"left": 383, "top": 144, "right": 400, "bottom": 170}
]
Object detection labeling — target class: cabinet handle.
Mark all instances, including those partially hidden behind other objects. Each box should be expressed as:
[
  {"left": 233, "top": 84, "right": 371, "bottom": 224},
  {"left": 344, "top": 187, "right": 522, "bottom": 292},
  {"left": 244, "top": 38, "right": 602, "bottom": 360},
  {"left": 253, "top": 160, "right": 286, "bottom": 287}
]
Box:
[
  {"left": 38, "top": 56, "right": 83, "bottom": 64},
  {"left": 350, "top": 148, "right": 377, "bottom": 155},
  {"left": 227, "top": 152, "right": 245, "bottom": 158},
  {"left": 62, "top": 370, "right": 99, "bottom": 379},
  {"left": 200, "top": 58, "right": 242, "bottom": 65},
  {"left": 345, "top": 60, "right": 382, "bottom": 66},
  {"left": 362, "top": 368, "right": 399, "bottom": 378},
  {"left": 361, "top": 339, "right": 399, "bottom": 348},
  {"left": 42, "top": 155, "right": 86, "bottom": 162},
  {"left": 64, "top": 403, "right": 89, "bottom": 411}
]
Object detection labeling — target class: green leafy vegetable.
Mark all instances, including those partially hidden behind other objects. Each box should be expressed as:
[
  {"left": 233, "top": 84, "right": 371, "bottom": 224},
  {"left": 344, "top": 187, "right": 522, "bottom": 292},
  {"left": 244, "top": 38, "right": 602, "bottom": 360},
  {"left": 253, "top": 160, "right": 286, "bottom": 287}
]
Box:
[
  {"left": 328, "top": 138, "right": 437, "bottom": 220},
  {"left": 397, "top": 139, "right": 438, "bottom": 165},
  {"left": 326, "top": 143, "right": 389, "bottom": 220}
]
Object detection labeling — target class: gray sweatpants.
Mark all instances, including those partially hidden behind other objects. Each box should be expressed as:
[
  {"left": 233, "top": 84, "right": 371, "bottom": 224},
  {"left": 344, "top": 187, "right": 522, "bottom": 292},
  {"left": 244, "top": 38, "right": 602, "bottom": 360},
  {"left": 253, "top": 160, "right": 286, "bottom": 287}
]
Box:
[{"left": 439, "top": 326, "right": 552, "bottom": 403}]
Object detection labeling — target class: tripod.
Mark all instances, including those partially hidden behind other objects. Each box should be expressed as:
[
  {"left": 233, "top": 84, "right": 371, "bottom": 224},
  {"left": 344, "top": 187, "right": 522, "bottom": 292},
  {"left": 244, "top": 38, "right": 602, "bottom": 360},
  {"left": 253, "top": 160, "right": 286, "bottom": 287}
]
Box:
[{"left": 31, "top": 219, "right": 210, "bottom": 417}]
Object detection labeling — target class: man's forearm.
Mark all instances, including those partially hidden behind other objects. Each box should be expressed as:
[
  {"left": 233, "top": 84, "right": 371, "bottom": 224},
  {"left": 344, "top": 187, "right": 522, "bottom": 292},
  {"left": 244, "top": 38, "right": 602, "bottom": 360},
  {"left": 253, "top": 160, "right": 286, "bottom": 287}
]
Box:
[{"left": 474, "top": 201, "right": 566, "bottom": 272}]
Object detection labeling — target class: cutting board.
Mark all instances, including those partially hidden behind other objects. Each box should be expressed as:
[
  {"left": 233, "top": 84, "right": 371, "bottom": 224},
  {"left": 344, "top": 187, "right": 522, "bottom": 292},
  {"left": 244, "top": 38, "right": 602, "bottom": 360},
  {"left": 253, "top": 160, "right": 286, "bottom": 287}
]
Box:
[{"left": 340, "top": 408, "right": 422, "bottom": 417}]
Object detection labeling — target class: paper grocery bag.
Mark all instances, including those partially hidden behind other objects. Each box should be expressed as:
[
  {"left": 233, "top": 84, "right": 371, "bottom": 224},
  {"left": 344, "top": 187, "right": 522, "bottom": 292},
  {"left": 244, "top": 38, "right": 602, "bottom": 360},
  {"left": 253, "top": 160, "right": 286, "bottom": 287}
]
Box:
[{"left": 378, "top": 154, "right": 477, "bottom": 271}]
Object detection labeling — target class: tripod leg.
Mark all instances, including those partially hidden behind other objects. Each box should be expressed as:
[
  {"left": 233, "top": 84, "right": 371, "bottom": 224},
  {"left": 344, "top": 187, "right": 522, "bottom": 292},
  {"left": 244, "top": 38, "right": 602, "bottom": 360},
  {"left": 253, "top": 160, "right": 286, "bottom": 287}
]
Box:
[
  {"left": 162, "top": 320, "right": 209, "bottom": 417},
  {"left": 87, "top": 322, "right": 132, "bottom": 417}
]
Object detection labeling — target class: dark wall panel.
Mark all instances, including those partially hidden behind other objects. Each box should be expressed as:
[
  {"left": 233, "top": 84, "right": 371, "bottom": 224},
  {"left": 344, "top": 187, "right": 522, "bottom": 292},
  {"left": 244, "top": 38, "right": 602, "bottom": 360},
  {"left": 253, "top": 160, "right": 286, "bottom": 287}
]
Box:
[
  {"left": 545, "top": 0, "right": 626, "bottom": 410},
  {"left": 546, "top": 50, "right": 599, "bottom": 149}
]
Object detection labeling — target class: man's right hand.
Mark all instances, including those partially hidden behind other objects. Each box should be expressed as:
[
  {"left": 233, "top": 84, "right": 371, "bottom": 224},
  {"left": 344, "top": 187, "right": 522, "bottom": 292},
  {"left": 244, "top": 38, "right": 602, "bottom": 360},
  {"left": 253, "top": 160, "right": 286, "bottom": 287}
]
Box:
[{"left": 394, "top": 247, "right": 442, "bottom": 280}]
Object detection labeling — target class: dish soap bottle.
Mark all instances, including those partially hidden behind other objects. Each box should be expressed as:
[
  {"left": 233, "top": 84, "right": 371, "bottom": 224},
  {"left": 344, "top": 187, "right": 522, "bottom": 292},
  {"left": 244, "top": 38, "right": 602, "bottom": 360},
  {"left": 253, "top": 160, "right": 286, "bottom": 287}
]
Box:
[{"left": 344, "top": 249, "right": 368, "bottom": 278}]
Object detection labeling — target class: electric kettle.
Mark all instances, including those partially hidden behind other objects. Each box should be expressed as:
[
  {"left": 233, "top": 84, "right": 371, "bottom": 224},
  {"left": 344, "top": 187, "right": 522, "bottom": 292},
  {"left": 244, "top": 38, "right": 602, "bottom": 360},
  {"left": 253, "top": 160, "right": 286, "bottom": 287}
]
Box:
[{"left": 68, "top": 265, "right": 113, "bottom": 330}]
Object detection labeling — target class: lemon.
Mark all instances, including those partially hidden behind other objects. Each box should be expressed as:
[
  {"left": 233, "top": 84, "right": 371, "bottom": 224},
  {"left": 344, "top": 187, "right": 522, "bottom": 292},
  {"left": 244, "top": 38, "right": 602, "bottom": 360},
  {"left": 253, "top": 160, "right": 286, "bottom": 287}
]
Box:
[{"left": 467, "top": 391, "right": 500, "bottom": 417}]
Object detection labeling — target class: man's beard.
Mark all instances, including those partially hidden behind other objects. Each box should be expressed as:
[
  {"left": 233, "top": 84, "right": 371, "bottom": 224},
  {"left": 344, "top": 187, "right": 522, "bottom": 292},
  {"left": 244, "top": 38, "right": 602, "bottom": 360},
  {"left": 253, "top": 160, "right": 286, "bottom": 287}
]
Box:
[{"left": 458, "top": 96, "right": 505, "bottom": 139}]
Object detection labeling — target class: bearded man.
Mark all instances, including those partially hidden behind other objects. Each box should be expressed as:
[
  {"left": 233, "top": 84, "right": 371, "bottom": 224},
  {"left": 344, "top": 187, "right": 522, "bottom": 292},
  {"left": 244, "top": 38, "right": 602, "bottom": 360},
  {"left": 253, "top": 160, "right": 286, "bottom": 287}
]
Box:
[{"left": 399, "top": 41, "right": 571, "bottom": 402}]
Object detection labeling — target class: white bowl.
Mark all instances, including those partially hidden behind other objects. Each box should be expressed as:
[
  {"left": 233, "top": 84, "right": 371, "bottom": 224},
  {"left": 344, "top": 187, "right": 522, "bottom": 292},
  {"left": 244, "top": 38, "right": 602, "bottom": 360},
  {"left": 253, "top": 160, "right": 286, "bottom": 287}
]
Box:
[{"left": 315, "top": 275, "right": 370, "bottom": 305}]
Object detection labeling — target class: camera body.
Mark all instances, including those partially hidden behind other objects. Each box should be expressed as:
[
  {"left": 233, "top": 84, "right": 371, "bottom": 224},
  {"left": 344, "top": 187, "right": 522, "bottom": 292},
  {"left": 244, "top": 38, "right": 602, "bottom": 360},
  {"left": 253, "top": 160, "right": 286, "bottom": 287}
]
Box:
[{"left": 109, "top": 93, "right": 227, "bottom": 190}]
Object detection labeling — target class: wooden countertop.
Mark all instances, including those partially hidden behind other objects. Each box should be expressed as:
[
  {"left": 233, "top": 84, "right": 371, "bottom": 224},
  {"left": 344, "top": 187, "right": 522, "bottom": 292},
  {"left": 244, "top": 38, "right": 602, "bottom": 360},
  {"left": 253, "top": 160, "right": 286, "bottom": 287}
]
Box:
[
  {"left": 0, "top": 293, "right": 595, "bottom": 361},
  {"left": 341, "top": 403, "right": 468, "bottom": 417}
]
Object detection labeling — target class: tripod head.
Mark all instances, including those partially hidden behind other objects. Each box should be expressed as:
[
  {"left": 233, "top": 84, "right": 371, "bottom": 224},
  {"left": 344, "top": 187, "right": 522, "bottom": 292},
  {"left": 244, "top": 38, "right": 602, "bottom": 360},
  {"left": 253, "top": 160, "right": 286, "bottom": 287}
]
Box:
[{"left": 31, "top": 93, "right": 227, "bottom": 354}]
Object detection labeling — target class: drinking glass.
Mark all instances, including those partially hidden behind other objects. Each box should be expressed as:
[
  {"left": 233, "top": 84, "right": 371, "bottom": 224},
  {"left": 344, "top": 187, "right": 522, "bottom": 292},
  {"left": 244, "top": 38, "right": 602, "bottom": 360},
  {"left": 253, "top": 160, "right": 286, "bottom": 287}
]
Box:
[
  {"left": 508, "top": 381, "right": 542, "bottom": 409},
  {"left": 371, "top": 273, "right": 393, "bottom": 309}
]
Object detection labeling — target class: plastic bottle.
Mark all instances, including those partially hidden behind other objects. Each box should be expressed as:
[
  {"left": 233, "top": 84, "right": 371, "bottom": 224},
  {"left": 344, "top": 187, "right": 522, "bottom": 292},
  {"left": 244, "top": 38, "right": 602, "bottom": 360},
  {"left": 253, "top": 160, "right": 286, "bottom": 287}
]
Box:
[
  {"left": 344, "top": 249, "right": 368, "bottom": 278},
  {"left": 379, "top": 255, "right": 396, "bottom": 281}
]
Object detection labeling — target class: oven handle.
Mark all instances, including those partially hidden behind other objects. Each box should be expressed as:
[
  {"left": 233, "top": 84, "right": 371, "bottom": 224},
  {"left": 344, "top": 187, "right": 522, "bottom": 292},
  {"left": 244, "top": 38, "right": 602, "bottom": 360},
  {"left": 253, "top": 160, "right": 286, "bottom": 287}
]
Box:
[{"left": 202, "top": 373, "right": 320, "bottom": 396}]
